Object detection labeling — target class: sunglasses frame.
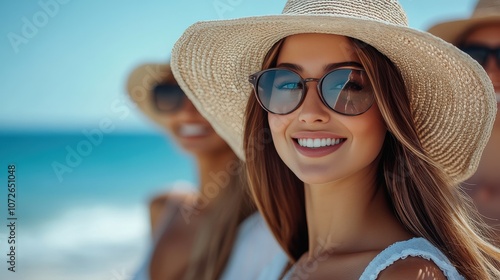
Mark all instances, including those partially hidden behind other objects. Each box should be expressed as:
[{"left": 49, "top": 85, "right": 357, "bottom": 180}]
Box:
[
  {"left": 248, "top": 67, "right": 374, "bottom": 116},
  {"left": 460, "top": 45, "right": 500, "bottom": 68}
]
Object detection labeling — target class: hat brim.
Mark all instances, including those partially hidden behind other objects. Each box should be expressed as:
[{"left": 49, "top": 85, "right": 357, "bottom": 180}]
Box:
[
  {"left": 427, "top": 16, "right": 500, "bottom": 45},
  {"left": 171, "top": 14, "right": 496, "bottom": 183},
  {"left": 126, "top": 63, "right": 173, "bottom": 125}
]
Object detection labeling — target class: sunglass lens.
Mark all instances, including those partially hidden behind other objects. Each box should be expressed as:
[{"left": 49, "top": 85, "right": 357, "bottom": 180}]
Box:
[
  {"left": 257, "top": 69, "right": 304, "bottom": 114},
  {"left": 321, "top": 69, "right": 374, "bottom": 115},
  {"left": 462, "top": 46, "right": 489, "bottom": 66},
  {"left": 496, "top": 49, "right": 500, "bottom": 68},
  {"left": 153, "top": 84, "right": 185, "bottom": 113}
]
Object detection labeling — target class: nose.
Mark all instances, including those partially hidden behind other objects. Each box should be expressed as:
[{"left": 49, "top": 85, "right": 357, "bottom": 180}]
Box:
[{"left": 297, "top": 83, "right": 330, "bottom": 124}]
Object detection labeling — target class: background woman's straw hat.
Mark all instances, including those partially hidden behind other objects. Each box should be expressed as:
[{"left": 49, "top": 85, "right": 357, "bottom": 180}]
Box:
[
  {"left": 428, "top": 0, "right": 500, "bottom": 44},
  {"left": 171, "top": 0, "right": 497, "bottom": 183},
  {"left": 126, "top": 63, "right": 174, "bottom": 124}
]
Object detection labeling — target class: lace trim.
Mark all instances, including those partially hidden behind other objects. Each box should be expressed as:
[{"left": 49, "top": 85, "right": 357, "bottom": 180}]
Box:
[{"left": 359, "top": 237, "right": 464, "bottom": 280}]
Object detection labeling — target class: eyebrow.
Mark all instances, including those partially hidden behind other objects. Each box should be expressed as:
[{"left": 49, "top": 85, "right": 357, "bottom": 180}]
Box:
[{"left": 276, "top": 61, "right": 363, "bottom": 72}]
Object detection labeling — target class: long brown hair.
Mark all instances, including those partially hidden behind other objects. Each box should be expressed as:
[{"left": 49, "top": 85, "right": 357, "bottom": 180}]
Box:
[
  {"left": 183, "top": 160, "right": 255, "bottom": 280},
  {"left": 244, "top": 37, "right": 500, "bottom": 279},
  {"left": 159, "top": 70, "right": 256, "bottom": 280}
]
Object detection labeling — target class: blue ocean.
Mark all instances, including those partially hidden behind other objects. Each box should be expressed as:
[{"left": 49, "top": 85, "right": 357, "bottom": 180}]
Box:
[{"left": 0, "top": 131, "right": 197, "bottom": 280}]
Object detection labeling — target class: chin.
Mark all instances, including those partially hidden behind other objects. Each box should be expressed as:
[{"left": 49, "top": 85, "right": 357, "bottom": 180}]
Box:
[
  {"left": 293, "top": 168, "right": 341, "bottom": 186},
  {"left": 180, "top": 142, "right": 210, "bottom": 153}
]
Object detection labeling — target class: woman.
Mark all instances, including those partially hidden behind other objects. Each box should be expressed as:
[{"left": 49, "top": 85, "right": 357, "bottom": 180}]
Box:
[
  {"left": 428, "top": 0, "right": 500, "bottom": 241},
  {"left": 171, "top": 0, "right": 500, "bottom": 279},
  {"left": 126, "top": 63, "right": 283, "bottom": 280}
]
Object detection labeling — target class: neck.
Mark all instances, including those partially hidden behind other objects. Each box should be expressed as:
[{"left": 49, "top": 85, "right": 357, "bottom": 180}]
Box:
[
  {"left": 304, "top": 165, "right": 411, "bottom": 258},
  {"left": 195, "top": 149, "right": 238, "bottom": 207}
]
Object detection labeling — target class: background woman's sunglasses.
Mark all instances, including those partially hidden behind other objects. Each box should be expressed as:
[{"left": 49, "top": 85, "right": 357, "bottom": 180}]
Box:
[
  {"left": 152, "top": 84, "right": 186, "bottom": 113},
  {"left": 249, "top": 68, "right": 374, "bottom": 116},
  {"left": 460, "top": 45, "right": 500, "bottom": 68}
]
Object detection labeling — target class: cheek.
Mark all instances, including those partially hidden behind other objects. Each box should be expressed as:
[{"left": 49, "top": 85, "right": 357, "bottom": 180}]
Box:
[
  {"left": 367, "top": 120, "right": 387, "bottom": 157},
  {"left": 160, "top": 116, "right": 177, "bottom": 134},
  {"left": 367, "top": 111, "right": 386, "bottom": 140},
  {"left": 268, "top": 113, "right": 293, "bottom": 133},
  {"left": 353, "top": 110, "right": 387, "bottom": 159},
  {"left": 268, "top": 113, "right": 294, "bottom": 156},
  {"left": 365, "top": 126, "right": 386, "bottom": 159},
  {"left": 209, "top": 132, "right": 231, "bottom": 148},
  {"left": 494, "top": 113, "right": 500, "bottom": 129}
]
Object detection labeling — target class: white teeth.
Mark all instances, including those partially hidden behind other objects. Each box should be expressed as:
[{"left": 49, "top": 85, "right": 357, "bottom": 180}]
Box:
[
  {"left": 314, "top": 139, "right": 321, "bottom": 147},
  {"left": 179, "top": 124, "right": 208, "bottom": 137},
  {"left": 297, "top": 138, "right": 344, "bottom": 148},
  {"left": 307, "top": 139, "right": 314, "bottom": 148}
]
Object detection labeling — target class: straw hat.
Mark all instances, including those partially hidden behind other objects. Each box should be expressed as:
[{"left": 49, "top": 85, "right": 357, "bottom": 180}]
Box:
[
  {"left": 171, "top": 0, "right": 497, "bottom": 183},
  {"left": 126, "top": 63, "right": 174, "bottom": 124},
  {"left": 428, "top": 0, "right": 500, "bottom": 45}
]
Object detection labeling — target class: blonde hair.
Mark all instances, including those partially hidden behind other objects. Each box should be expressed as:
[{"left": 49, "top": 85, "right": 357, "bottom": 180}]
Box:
[{"left": 244, "top": 37, "right": 500, "bottom": 279}]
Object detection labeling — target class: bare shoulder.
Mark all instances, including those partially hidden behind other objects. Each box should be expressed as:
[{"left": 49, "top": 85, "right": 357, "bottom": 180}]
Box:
[
  {"left": 149, "top": 192, "right": 198, "bottom": 235},
  {"left": 378, "top": 257, "right": 447, "bottom": 280},
  {"left": 149, "top": 192, "right": 196, "bottom": 210}
]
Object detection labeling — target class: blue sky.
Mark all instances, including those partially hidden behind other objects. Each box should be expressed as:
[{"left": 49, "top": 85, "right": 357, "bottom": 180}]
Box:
[{"left": 0, "top": 0, "right": 477, "bottom": 133}]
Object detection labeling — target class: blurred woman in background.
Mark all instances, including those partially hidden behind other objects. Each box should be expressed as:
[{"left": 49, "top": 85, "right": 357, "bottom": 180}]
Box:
[
  {"left": 429, "top": 0, "right": 500, "bottom": 241},
  {"left": 126, "top": 63, "right": 282, "bottom": 280}
]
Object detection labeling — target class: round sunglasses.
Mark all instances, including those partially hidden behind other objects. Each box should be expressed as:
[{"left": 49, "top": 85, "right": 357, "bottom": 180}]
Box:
[
  {"left": 460, "top": 45, "right": 500, "bottom": 68},
  {"left": 152, "top": 84, "right": 186, "bottom": 113},
  {"left": 248, "top": 67, "right": 374, "bottom": 116}
]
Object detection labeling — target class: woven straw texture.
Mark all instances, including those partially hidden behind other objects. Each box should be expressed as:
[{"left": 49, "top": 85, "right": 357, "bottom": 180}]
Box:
[
  {"left": 428, "top": 0, "right": 500, "bottom": 44},
  {"left": 126, "top": 63, "right": 173, "bottom": 124},
  {"left": 171, "top": 0, "right": 496, "bottom": 183}
]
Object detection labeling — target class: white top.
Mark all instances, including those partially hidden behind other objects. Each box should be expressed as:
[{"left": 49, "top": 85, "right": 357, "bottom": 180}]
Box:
[
  {"left": 132, "top": 212, "right": 284, "bottom": 280},
  {"left": 220, "top": 212, "right": 284, "bottom": 280},
  {"left": 282, "top": 237, "right": 464, "bottom": 280},
  {"left": 255, "top": 250, "right": 289, "bottom": 280},
  {"left": 359, "top": 237, "right": 464, "bottom": 280}
]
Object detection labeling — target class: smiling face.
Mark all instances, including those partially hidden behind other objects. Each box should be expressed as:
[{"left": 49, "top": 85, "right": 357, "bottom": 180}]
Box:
[
  {"left": 267, "top": 33, "right": 387, "bottom": 185},
  {"left": 159, "top": 96, "right": 231, "bottom": 156}
]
